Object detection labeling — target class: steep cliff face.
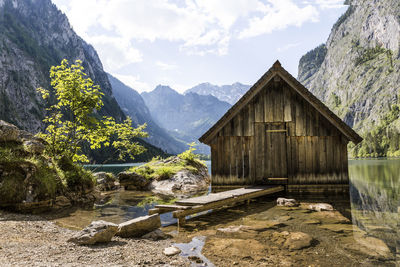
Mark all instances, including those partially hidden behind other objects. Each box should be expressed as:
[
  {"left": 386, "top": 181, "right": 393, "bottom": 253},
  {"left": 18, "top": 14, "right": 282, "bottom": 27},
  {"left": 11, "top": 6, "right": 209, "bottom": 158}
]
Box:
[
  {"left": 108, "top": 74, "right": 186, "bottom": 154},
  {"left": 299, "top": 0, "right": 400, "bottom": 157},
  {"left": 0, "top": 0, "right": 124, "bottom": 132}
]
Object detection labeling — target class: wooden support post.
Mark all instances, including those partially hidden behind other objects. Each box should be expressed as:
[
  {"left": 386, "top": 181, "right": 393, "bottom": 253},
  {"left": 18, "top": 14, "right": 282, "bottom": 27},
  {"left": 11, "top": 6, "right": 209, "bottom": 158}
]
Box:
[{"left": 178, "top": 216, "right": 186, "bottom": 226}]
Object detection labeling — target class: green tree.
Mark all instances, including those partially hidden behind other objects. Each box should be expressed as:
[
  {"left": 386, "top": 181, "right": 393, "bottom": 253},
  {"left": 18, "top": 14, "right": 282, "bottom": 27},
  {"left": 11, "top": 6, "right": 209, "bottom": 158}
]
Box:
[{"left": 37, "top": 59, "right": 148, "bottom": 163}]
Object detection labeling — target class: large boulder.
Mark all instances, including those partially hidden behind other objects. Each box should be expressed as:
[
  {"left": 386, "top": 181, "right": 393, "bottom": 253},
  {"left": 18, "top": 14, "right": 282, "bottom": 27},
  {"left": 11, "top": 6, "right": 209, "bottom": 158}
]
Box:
[
  {"left": 68, "top": 220, "right": 118, "bottom": 245},
  {"left": 116, "top": 214, "right": 161, "bottom": 238},
  {"left": 118, "top": 172, "right": 150, "bottom": 190},
  {"left": 94, "top": 172, "right": 119, "bottom": 191},
  {"left": 150, "top": 168, "right": 210, "bottom": 197},
  {"left": 0, "top": 120, "right": 20, "bottom": 142}
]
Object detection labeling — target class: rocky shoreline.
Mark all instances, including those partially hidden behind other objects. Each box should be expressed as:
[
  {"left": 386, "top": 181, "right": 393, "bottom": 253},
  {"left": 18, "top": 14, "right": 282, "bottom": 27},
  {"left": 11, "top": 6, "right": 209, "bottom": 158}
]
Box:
[
  {"left": 0, "top": 210, "right": 190, "bottom": 267},
  {"left": 1, "top": 197, "right": 396, "bottom": 266}
]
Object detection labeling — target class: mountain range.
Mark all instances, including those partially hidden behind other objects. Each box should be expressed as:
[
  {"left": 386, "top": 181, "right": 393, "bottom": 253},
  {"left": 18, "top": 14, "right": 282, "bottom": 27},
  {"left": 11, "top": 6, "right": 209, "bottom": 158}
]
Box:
[
  {"left": 108, "top": 74, "right": 186, "bottom": 154},
  {"left": 185, "top": 82, "right": 250, "bottom": 105},
  {"left": 1, "top": 0, "right": 399, "bottom": 160},
  {"left": 142, "top": 85, "right": 232, "bottom": 154}
]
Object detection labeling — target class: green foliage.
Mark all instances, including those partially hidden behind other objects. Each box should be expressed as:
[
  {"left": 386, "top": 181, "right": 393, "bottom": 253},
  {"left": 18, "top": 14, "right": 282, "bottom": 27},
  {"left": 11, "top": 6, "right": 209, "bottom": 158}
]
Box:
[
  {"left": 354, "top": 45, "right": 389, "bottom": 66},
  {"left": 37, "top": 59, "right": 148, "bottom": 163},
  {"left": 351, "top": 104, "right": 400, "bottom": 158},
  {"left": 129, "top": 144, "right": 205, "bottom": 181},
  {"left": 330, "top": 92, "right": 341, "bottom": 108},
  {"left": 178, "top": 142, "right": 200, "bottom": 162},
  {"left": 56, "top": 156, "right": 95, "bottom": 191}
]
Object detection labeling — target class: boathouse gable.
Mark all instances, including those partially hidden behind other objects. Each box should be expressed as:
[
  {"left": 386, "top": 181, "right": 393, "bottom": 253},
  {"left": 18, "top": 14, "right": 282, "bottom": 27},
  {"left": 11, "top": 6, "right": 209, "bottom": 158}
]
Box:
[{"left": 199, "top": 61, "right": 362, "bottom": 190}]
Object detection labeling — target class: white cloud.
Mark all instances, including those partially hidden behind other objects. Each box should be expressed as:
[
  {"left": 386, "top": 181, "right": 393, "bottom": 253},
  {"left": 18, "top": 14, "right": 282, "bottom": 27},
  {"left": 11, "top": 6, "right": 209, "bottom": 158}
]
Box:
[
  {"left": 112, "top": 73, "right": 151, "bottom": 92},
  {"left": 313, "top": 0, "right": 345, "bottom": 9},
  {"left": 156, "top": 61, "right": 178, "bottom": 71},
  {"left": 88, "top": 36, "right": 143, "bottom": 71},
  {"left": 277, "top": 42, "right": 301, "bottom": 52},
  {"left": 239, "top": 0, "right": 319, "bottom": 39},
  {"left": 53, "top": 0, "right": 329, "bottom": 62}
]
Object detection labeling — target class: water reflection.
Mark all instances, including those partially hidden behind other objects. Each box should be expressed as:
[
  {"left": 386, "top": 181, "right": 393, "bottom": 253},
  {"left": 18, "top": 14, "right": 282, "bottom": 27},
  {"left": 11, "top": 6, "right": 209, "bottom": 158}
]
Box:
[
  {"left": 61, "top": 159, "right": 398, "bottom": 256},
  {"left": 348, "top": 159, "right": 399, "bottom": 252}
]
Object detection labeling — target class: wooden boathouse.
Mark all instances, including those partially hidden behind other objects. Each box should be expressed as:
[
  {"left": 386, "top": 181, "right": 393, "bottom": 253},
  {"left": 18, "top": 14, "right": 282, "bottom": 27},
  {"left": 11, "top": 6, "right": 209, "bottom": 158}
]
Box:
[{"left": 199, "top": 61, "right": 363, "bottom": 193}]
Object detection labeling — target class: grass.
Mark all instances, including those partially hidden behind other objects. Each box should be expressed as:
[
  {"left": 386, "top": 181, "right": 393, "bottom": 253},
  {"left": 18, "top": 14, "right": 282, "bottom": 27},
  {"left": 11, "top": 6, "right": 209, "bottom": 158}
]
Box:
[
  {"left": 128, "top": 145, "right": 206, "bottom": 181},
  {"left": 129, "top": 159, "right": 199, "bottom": 181}
]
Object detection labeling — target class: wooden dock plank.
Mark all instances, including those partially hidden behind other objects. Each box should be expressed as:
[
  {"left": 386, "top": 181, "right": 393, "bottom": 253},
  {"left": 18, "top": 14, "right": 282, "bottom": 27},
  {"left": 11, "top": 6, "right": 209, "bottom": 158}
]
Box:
[
  {"left": 173, "top": 186, "right": 284, "bottom": 222},
  {"left": 175, "top": 186, "right": 283, "bottom": 206}
]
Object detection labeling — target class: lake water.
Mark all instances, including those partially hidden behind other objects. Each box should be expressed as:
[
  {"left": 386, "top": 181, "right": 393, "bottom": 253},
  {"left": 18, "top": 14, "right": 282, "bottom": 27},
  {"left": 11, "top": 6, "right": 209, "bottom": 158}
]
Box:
[{"left": 52, "top": 159, "right": 398, "bottom": 263}]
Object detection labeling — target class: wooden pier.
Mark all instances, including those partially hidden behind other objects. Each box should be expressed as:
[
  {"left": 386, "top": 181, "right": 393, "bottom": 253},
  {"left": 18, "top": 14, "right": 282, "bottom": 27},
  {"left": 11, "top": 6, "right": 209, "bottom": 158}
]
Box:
[{"left": 148, "top": 185, "right": 284, "bottom": 225}]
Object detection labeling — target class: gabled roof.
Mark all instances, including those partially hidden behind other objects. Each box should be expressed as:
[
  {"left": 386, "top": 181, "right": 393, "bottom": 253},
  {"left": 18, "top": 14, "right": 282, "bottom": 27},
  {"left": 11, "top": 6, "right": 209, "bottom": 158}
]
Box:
[{"left": 199, "top": 60, "right": 363, "bottom": 144}]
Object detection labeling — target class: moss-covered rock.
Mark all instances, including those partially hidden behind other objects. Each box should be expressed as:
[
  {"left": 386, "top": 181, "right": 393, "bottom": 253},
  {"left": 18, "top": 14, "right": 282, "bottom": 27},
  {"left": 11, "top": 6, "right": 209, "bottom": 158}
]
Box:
[
  {"left": 0, "top": 120, "right": 97, "bottom": 212},
  {"left": 120, "top": 155, "right": 210, "bottom": 197}
]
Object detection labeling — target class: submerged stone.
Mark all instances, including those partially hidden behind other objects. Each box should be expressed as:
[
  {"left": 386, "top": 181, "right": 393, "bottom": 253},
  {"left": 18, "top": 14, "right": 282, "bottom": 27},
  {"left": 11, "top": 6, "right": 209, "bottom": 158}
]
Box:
[
  {"left": 318, "top": 224, "right": 357, "bottom": 233},
  {"left": 216, "top": 225, "right": 258, "bottom": 239},
  {"left": 283, "top": 232, "right": 313, "bottom": 250},
  {"left": 343, "top": 232, "right": 393, "bottom": 260}
]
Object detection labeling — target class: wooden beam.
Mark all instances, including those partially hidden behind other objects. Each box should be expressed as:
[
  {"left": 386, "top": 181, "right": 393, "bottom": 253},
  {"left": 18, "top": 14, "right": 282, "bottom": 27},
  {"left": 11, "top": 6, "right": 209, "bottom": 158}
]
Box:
[{"left": 172, "top": 186, "right": 284, "bottom": 222}]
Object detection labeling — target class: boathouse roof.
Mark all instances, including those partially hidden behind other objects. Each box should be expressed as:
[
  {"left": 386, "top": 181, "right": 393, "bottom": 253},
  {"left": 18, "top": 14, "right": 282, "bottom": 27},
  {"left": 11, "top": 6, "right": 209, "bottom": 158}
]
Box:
[{"left": 199, "top": 60, "right": 363, "bottom": 144}]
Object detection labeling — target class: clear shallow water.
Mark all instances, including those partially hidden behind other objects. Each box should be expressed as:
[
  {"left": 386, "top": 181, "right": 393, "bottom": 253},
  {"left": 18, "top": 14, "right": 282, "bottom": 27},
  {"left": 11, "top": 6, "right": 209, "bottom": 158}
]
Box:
[
  {"left": 348, "top": 158, "right": 399, "bottom": 250},
  {"left": 55, "top": 160, "right": 398, "bottom": 248}
]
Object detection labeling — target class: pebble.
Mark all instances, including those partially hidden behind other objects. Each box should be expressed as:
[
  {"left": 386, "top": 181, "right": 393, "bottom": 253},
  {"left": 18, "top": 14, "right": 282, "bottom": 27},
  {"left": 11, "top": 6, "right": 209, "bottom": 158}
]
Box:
[{"left": 163, "top": 246, "right": 181, "bottom": 256}]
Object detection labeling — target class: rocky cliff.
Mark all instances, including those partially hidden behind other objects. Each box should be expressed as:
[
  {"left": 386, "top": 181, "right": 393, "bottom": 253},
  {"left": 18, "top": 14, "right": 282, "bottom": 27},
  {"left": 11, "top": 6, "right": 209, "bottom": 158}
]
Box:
[
  {"left": 0, "top": 0, "right": 125, "bottom": 132},
  {"left": 298, "top": 0, "right": 400, "bottom": 157}
]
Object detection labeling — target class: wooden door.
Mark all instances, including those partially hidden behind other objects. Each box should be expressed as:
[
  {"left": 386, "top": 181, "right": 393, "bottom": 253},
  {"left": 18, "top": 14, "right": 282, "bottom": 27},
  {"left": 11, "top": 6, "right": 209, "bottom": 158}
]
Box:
[{"left": 255, "top": 122, "right": 288, "bottom": 183}]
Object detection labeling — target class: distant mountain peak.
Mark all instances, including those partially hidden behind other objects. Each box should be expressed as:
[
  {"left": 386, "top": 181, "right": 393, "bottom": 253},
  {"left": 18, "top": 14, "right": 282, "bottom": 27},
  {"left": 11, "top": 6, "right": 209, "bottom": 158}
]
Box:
[{"left": 185, "top": 82, "right": 251, "bottom": 105}]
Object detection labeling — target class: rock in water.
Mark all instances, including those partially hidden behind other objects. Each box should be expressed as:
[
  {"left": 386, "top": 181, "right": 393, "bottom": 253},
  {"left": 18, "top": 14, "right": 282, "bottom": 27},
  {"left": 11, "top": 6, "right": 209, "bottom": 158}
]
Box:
[
  {"left": 308, "top": 203, "right": 334, "bottom": 212},
  {"left": 118, "top": 172, "right": 150, "bottom": 190},
  {"left": 94, "top": 172, "right": 119, "bottom": 191},
  {"left": 277, "top": 198, "right": 299, "bottom": 207},
  {"left": 68, "top": 220, "right": 118, "bottom": 245},
  {"left": 163, "top": 246, "right": 181, "bottom": 256},
  {"left": 117, "top": 214, "right": 161, "bottom": 238},
  {"left": 0, "top": 120, "right": 20, "bottom": 142},
  {"left": 283, "top": 232, "right": 313, "bottom": 250}
]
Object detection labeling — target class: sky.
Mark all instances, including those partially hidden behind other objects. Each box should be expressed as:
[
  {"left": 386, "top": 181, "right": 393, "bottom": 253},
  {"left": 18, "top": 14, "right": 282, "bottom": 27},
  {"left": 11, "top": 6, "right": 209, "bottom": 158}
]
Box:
[{"left": 52, "top": 0, "right": 348, "bottom": 93}]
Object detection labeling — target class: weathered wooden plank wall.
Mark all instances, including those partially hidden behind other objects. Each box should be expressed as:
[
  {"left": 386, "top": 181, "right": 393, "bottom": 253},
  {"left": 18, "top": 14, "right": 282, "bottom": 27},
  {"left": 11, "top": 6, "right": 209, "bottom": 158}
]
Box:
[{"left": 210, "top": 80, "right": 349, "bottom": 185}]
